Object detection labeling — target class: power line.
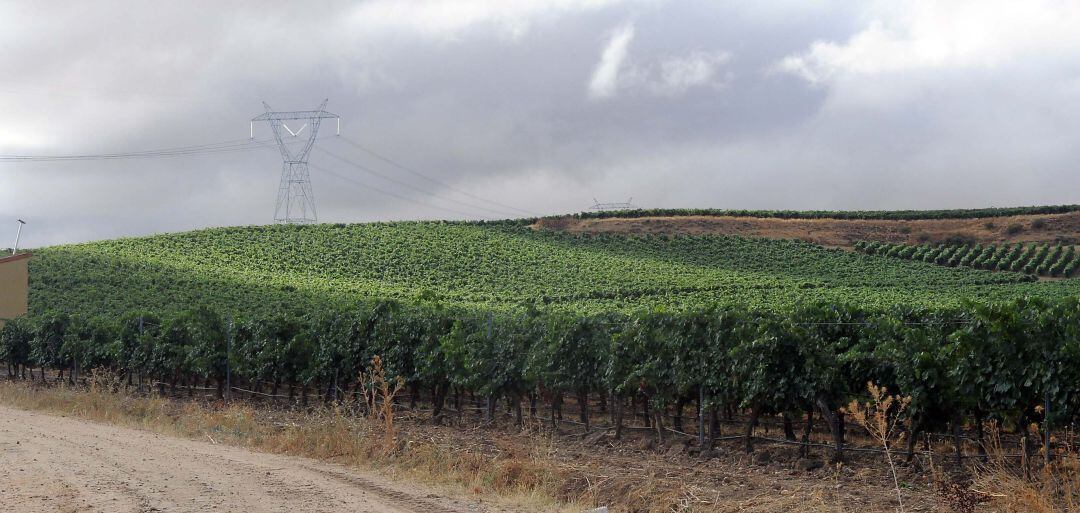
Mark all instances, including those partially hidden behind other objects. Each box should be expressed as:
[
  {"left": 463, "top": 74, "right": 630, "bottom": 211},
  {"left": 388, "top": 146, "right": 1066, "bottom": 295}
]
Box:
[
  {"left": 307, "top": 162, "right": 492, "bottom": 220},
  {"left": 333, "top": 136, "right": 540, "bottom": 217},
  {"left": 0, "top": 137, "right": 274, "bottom": 162},
  {"left": 317, "top": 146, "right": 522, "bottom": 218},
  {"left": 0, "top": 138, "right": 261, "bottom": 160},
  {"left": 0, "top": 134, "right": 335, "bottom": 164},
  {"left": 0, "top": 129, "right": 538, "bottom": 222},
  {"left": 250, "top": 138, "right": 491, "bottom": 220},
  {"left": 315, "top": 145, "right": 520, "bottom": 220},
  {"left": 1, "top": 131, "right": 543, "bottom": 221}
]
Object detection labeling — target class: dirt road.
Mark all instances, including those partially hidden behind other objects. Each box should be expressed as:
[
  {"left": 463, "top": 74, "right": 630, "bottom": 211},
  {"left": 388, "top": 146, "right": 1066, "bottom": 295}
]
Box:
[{"left": 0, "top": 405, "right": 496, "bottom": 512}]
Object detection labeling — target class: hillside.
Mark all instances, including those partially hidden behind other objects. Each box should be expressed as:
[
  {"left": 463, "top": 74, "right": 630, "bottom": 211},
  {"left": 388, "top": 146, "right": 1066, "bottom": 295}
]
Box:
[
  {"left": 26, "top": 217, "right": 1080, "bottom": 319},
  {"left": 16, "top": 210, "right": 1080, "bottom": 510},
  {"left": 538, "top": 207, "right": 1080, "bottom": 247}
]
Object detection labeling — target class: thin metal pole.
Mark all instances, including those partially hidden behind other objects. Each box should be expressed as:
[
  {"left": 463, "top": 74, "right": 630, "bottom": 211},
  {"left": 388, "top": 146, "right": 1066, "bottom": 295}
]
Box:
[
  {"left": 698, "top": 387, "right": 706, "bottom": 447},
  {"left": 226, "top": 317, "right": 233, "bottom": 402},
  {"left": 1045, "top": 390, "right": 1051, "bottom": 465},
  {"left": 1043, "top": 349, "right": 1052, "bottom": 465},
  {"left": 138, "top": 316, "right": 144, "bottom": 394},
  {"left": 12, "top": 220, "right": 25, "bottom": 255}
]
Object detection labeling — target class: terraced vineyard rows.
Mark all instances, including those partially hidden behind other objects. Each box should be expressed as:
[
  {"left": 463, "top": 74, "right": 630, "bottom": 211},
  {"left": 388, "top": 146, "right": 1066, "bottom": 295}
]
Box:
[
  {"left": 9, "top": 218, "right": 1080, "bottom": 465},
  {"left": 855, "top": 240, "right": 1080, "bottom": 277},
  {"left": 29, "top": 222, "right": 1075, "bottom": 319}
]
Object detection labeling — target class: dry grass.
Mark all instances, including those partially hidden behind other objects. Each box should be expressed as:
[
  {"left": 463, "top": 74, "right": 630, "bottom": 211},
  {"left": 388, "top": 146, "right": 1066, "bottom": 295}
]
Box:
[
  {"left": 0, "top": 375, "right": 923, "bottom": 513},
  {"left": 0, "top": 376, "right": 581, "bottom": 512},
  {"left": 10, "top": 372, "right": 1076, "bottom": 512},
  {"left": 968, "top": 423, "right": 1080, "bottom": 513}
]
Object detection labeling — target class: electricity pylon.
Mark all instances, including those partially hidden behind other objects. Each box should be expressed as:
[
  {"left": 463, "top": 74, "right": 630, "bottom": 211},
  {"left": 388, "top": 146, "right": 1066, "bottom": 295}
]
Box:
[
  {"left": 251, "top": 100, "right": 340, "bottom": 224},
  {"left": 589, "top": 197, "right": 638, "bottom": 212}
]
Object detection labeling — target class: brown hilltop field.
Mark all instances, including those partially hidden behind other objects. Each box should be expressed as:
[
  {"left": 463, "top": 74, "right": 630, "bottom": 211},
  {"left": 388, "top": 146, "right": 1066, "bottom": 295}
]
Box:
[{"left": 535, "top": 210, "right": 1080, "bottom": 248}]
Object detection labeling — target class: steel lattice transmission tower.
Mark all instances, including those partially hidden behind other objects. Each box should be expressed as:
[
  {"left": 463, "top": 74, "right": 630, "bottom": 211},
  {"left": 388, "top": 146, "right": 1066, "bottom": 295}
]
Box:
[
  {"left": 251, "top": 100, "right": 340, "bottom": 224},
  {"left": 589, "top": 197, "right": 639, "bottom": 212}
]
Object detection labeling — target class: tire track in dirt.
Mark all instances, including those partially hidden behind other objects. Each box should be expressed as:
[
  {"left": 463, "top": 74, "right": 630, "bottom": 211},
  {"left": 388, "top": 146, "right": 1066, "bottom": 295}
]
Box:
[
  {"left": 0, "top": 427, "right": 148, "bottom": 511},
  {"left": 296, "top": 463, "right": 468, "bottom": 513},
  {"left": 0, "top": 405, "right": 500, "bottom": 512}
]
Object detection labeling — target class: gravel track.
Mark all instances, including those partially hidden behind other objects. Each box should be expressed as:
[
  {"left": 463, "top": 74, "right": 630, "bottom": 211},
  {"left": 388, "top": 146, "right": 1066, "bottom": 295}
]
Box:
[{"left": 0, "top": 405, "right": 495, "bottom": 512}]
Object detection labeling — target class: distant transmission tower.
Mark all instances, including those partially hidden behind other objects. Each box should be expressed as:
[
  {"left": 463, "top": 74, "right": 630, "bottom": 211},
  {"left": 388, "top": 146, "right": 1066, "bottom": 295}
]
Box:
[
  {"left": 589, "top": 197, "right": 639, "bottom": 212},
  {"left": 251, "top": 100, "right": 340, "bottom": 224}
]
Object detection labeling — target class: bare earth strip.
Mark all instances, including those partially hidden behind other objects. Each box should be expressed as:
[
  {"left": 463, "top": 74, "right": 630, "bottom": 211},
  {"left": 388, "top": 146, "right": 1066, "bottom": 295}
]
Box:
[
  {"left": 537, "top": 211, "right": 1080, "bottom": 247},
  {"left": 0, "top": 405, "right": 494, "bottom": 513}
]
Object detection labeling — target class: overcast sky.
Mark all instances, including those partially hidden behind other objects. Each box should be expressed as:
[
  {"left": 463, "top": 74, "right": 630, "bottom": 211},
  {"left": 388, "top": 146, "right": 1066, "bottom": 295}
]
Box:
[{"left": 3, "top": 0, "right": 1080, "bottom": 247}]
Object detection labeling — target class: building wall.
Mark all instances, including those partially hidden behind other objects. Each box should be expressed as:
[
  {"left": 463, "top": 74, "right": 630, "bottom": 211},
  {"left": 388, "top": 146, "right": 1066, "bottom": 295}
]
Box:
[{"left": 0, "top": 253, "right": 30, "bottom": 326}]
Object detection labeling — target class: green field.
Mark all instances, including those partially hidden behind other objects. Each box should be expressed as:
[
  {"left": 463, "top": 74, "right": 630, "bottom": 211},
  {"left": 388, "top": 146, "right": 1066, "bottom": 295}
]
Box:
[
  {"left": 855, "top": 240, "right": 1080, "bottom": 277},
  {"left": 10, "top": 216, "right": 1080, "bottom": 441},
  {"left": 27, "top": 220, "right": 1080, "bottom": 318}
]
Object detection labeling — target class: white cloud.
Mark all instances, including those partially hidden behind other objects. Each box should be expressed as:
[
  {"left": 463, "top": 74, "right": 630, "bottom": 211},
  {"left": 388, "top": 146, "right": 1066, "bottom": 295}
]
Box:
[
  {"left": 778, "top": 1, "right": 1080, "bottom": 85},
  {"left": 11, "top": 1, "right": 1080, "bottom": 246},
  {"left": 588, "top": 24, "right": 730, "bottom": 99},
  {"left": 654, "top": 50, "right": 731, "bottom": 95},
  {"left": 350, "top": 0, "right": 635, "bottom": 41},
  {"left": 588, "top": 22, "right": 636, "bottom": 99},
  {"left": 0, "top": 127, "right": 47, "bottom": 151}
]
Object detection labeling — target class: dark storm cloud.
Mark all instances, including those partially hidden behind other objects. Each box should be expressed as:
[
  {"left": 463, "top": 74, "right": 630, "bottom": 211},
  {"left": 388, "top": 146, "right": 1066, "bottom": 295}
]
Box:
[{"left": 2, "top": 1, "right": 1079, "bottom": 246}]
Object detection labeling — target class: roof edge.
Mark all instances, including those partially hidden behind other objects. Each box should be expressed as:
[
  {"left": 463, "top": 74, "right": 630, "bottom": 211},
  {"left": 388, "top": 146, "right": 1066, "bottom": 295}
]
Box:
[{"left": 0, "top": 252, "right": 32, "bottom": 264}]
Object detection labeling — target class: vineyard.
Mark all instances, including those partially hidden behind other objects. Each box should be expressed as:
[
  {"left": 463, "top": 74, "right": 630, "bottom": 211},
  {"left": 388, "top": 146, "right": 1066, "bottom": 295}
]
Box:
[
  {"left": 5, "top": 218, "right": 1080, "bottom": 463},
  {"left": 855, "top": 240, "right": 1080, "bottom": 277},
  {"left": 2, "top": 297, "right": 1079, "bottom": 462},
  {"left": 25, "top": 221, "right": 1080, "bottom": 319}
]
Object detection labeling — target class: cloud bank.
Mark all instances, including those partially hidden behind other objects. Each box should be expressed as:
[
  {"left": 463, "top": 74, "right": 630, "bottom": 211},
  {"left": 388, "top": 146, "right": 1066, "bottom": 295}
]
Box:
[{"left": 2, "top": 1, "right": 1079, "bottom": 246}]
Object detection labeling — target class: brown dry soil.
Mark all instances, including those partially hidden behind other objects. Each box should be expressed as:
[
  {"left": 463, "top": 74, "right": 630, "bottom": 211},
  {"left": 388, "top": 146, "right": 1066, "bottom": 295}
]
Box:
[
  {"left": 449, "top": 418, "right": 944, "bottom": 513},
  {"left": 0, "top": 392, "right": 949, "bottom": 513},
  {"left": 0, "top": 405, "right": 498, "bottom": 513},
  {"left": 536, "top": 211, "right": 1080, "bottom": 248}
]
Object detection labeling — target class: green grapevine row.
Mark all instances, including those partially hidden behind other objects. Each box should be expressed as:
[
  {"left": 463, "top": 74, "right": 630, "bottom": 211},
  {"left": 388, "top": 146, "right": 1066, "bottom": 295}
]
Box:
[
  {"left": 28, "top": 223, "right": 1080, "bottom": 322},
  {"left": 3, "top": 298, "right": 1079, "bottom": 459},
  {"left": 855, "top": 241, "right": 1080, "bottom": 277}
]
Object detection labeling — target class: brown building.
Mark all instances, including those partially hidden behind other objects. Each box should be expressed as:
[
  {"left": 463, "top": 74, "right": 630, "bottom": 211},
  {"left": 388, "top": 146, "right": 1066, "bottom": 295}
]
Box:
[{"left": 0, "top": 252, "right": 30, "bottom": 326}]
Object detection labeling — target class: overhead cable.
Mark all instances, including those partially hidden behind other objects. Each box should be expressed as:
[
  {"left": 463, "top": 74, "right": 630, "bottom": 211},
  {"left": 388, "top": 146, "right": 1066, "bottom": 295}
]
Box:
[
  {"left": 307, "top": 162, "right": 493, "bottom": 221},
  {"left": 0, "top": 137, "right": 274, "bottom": 162},
  {"left": 333, "top": 136, "right": 540, "bottom": 217},
  {"left": 315, "top": 146, "right": 521, "bottom": 219}
]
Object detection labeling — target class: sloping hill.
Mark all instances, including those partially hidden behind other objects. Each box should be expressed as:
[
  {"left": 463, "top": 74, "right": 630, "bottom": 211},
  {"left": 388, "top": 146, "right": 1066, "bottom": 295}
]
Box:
[
  {"left": 26, "top": 219, "right": 1080, "bottom": 319},
  {"left": 537, "top": 208, "right": 1080, "bottom": 247}
]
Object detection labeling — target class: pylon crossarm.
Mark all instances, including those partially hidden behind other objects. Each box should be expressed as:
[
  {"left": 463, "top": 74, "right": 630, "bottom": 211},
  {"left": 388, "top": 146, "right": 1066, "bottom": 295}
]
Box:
[{"left": 251, "top": 110, "right": 338, "bottom": 122}]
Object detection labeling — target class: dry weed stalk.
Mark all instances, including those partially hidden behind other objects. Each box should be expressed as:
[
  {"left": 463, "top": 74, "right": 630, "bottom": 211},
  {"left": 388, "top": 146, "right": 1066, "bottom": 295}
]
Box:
[
  {"left": 88, "top": 367, "right": 124, "bottom": 394},
  {"left": 358, "top": 355, "right": 405, "bottom": 451},
  {"left": 845, "top": 381, "right": 911, "bottom": 513}
]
